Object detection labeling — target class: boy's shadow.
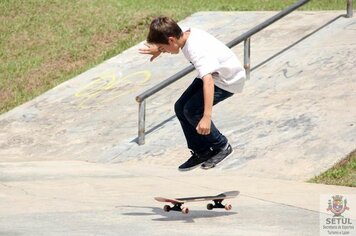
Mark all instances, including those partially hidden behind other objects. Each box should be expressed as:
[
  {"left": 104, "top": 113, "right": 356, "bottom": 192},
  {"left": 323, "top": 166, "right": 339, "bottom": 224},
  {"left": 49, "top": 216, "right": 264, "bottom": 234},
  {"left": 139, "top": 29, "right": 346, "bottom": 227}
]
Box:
[{"left": 118, "top": 205, "right": 237, "bottom": 223}]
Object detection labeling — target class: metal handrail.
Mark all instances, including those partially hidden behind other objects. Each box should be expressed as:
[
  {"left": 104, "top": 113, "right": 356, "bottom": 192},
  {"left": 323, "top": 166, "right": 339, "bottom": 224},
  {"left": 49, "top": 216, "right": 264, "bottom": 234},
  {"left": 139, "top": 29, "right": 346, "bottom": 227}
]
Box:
[{"left": 135, "top": 0, "right": 353, "bottom": 145}]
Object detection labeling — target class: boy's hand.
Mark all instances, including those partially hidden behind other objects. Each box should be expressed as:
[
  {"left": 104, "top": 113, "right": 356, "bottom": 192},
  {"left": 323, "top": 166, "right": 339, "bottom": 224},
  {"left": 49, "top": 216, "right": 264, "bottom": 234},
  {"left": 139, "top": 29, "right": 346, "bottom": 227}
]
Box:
[
  {"left": 196, "top": 115, "right": 211, "bottom": 135},
  {"left": 138, "top": 43, "right": 161, "bottom": 61}
]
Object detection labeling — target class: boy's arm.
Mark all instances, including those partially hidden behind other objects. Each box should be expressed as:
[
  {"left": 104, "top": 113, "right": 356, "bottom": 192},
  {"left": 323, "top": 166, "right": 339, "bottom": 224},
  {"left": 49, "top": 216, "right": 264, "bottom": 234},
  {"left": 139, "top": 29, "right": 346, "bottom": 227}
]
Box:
[
  {"left": 196, "top": 74, "right": 214, "bottom": 135},
  {"left": 139, "top": 43, "right": 161, "bottom": 61}
]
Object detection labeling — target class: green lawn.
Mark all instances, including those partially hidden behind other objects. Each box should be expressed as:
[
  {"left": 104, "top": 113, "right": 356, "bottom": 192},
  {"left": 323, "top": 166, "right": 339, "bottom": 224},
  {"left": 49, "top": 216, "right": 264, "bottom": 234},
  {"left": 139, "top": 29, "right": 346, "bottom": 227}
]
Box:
[
  {"left": 0, "top": 0, "right": 354, "bottom": 186},
  {"left": 0, "top": 0, "right": 349, "bottom": 114}
]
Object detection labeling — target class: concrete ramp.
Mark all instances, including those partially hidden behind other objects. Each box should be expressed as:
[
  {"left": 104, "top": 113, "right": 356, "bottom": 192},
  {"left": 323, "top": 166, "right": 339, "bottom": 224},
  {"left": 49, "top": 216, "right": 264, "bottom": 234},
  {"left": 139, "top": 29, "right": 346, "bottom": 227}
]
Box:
[
  {"left": 1, "top": 11, "right": 356, "bottom": 236},
  {"left": 0, "top": 11, "right": 355, "bottom": 181}
]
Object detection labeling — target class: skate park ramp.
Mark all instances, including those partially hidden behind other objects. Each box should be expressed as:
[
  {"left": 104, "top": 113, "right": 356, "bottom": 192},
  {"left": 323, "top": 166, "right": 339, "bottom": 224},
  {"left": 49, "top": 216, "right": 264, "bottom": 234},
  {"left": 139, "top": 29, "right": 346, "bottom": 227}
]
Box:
[
  {"left": 0, "top": 11, "right": 355, "bottom": 236},
  {"left": 0, "top": 11, "right": 354, "bottom": 180}
]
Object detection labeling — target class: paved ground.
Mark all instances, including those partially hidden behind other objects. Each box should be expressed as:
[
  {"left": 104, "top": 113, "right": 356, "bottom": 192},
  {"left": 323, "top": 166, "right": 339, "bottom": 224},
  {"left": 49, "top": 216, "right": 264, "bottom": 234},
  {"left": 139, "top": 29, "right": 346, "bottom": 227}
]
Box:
[
  {"left": 0, "top": 11, "right": 355, "bottom": 236},
  {"left": 0, "top": 161, "right": 355, "bottom": 236}
]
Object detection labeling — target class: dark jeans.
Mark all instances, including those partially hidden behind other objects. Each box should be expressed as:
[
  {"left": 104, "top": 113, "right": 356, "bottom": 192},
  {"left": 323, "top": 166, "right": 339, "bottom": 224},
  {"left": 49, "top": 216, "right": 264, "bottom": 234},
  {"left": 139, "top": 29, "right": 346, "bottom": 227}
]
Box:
[{"left": 174, "top": 78, "right": 233, "bottom": 154}]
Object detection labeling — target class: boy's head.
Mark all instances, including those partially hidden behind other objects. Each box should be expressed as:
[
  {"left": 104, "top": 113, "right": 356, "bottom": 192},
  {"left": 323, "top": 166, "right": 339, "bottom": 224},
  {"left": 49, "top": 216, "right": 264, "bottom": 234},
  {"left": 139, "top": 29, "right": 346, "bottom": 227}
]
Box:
[{"left": 147, "top": 16, "right": 183, "bottom": 44}]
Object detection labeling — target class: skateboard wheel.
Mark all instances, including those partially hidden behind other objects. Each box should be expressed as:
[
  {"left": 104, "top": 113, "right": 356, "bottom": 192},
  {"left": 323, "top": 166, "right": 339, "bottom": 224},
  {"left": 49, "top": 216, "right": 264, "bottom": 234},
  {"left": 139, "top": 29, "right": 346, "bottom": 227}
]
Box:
[
  {"left": 163, "top": 205, "right": 171, "bottom": 212},
  {"left": 207, "top": 203, "right": 214, "bottom": 210},
  {"left": 225, "top": 204, "right": 232, "bottom": 211},
  {"left": 182, "top": 207, "right": 189, "bottom": 214}
]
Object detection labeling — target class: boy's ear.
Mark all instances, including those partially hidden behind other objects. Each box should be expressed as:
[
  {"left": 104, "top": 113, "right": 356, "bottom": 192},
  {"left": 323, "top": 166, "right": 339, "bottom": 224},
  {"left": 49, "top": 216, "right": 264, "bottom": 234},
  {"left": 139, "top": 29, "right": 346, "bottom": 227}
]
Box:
[{"left": 168, "top": 36, "right": 177, "bottom": 45}]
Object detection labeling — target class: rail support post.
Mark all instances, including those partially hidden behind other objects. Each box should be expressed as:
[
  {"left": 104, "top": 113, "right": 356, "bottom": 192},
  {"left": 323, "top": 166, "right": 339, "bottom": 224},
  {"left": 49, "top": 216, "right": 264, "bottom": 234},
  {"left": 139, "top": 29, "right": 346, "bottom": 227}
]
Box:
[
  {"left": 138, "top": 100, "right": 146, "bottom": 145},
  {"left": 347, "top": 0, "right": 353, "bottom": 18},
  {"left": 244, "top": 38, "right": 251, "bottom": 80}
]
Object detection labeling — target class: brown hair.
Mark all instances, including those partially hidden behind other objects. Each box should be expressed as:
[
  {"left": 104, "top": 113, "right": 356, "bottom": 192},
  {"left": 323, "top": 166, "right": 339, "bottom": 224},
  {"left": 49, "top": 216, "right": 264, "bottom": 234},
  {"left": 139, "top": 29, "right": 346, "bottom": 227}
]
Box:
[{"left": 147, "top": 16, "right": 183, "bottom": 44}]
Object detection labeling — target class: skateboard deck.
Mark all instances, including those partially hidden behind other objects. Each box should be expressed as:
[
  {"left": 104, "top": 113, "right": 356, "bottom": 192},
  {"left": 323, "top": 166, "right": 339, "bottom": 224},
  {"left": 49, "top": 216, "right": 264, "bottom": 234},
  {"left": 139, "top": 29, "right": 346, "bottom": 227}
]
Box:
[{"left": 155, "top": 191, "right": 239, "bottom": 214}]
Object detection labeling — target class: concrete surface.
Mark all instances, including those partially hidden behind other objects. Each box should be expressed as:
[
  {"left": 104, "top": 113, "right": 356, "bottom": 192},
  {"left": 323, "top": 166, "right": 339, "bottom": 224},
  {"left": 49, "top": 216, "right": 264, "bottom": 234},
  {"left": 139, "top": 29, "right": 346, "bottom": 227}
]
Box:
[
  {"left": 0, "top": 161, "right": 355, "bottom": 236},
  {"left": 0, "top": 11, "right": 355, "bottom": 236}
]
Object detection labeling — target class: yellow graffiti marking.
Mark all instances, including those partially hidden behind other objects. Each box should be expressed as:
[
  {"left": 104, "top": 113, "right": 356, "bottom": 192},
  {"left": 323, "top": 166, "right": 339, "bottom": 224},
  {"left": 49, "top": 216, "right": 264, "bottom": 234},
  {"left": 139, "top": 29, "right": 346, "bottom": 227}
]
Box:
[
  {"left": 75, "top": 70, "right": 151, "bottom": 109},
  {"left": 75, "top": 70, "right": 117, "bottom": 98}
]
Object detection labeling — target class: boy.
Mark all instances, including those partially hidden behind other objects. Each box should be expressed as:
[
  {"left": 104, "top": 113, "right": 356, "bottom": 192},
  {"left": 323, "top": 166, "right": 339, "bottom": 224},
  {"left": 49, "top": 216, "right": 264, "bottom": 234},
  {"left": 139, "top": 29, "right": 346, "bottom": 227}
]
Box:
[{"left": 139, "top": 16, "right": 245, "bottom": 171}]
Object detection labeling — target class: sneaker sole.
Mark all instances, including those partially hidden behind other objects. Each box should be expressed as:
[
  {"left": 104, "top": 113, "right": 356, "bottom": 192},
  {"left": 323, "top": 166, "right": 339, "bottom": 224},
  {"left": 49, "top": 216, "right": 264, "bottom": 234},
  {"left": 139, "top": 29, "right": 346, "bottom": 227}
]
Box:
[
  {"left": 178, "top": 163, "right": 202, "bottom": 172},
  {"left": 201, "top": 149, "right": 234, "bottom": 170}
]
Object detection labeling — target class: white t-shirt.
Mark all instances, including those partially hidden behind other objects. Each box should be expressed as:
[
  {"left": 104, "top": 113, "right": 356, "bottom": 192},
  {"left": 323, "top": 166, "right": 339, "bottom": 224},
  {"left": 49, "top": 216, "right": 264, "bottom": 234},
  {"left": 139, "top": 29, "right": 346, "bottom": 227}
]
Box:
[{"left": 181, "top": 28, "right": 245, "bottom": 93}]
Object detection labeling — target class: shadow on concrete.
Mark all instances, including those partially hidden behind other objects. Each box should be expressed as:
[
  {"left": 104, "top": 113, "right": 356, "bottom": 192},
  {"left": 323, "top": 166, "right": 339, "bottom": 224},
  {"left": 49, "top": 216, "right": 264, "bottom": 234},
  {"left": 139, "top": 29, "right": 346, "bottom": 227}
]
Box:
[
  {"left": 118, "top": 205, "right": 237, "bottom": 223},
  {"left": 131, "top": 115, "right": 176, "bottom": 144},
  {"left": 0, "top": 232, "right": 21, "bottom": 236}
]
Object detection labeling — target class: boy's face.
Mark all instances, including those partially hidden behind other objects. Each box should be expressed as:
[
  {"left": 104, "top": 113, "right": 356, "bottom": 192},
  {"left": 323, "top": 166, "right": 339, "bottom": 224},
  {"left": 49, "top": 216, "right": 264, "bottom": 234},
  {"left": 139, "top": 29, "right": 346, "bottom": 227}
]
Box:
[{"left": 156, "top": 37, "right": 180, "bottom": 54}]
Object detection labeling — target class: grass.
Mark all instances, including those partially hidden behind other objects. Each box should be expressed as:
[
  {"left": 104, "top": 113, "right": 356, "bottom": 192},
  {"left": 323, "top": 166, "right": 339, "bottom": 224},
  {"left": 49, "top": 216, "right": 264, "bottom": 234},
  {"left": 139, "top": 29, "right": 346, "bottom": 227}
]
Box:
[
  {"left": 0, "top": 0, "right": 350, "bottom": 114},
  {"left": 309, "top": 150, "right": 356, "bottom": 187},
  {"left": 0, "top": 0, "right": 354, "bottom": 186}
]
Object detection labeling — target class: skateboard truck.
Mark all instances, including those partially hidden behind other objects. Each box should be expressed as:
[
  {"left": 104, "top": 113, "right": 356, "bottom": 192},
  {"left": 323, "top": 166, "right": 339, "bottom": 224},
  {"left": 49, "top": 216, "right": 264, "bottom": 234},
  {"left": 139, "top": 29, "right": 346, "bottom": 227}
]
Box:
[
  {"left": 207, "top": 199, "right": 232, "bottom": 210},
  {"left": 164, "top": 203, "right": 189, "bottom": 214}
]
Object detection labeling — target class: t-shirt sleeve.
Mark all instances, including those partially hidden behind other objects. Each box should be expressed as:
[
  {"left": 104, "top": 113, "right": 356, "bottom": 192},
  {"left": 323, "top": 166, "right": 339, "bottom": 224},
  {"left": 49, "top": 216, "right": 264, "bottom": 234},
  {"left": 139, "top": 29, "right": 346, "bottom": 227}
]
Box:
[{"left": 189, "top": 49, "right": 220, "bottom": 78}]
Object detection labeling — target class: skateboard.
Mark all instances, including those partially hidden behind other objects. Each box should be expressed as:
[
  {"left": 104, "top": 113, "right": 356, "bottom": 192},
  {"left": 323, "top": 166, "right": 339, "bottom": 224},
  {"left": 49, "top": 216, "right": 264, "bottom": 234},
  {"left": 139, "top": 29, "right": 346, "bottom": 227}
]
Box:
[{"left": 154, "top": 191, "right": 239, "bottom": 214}]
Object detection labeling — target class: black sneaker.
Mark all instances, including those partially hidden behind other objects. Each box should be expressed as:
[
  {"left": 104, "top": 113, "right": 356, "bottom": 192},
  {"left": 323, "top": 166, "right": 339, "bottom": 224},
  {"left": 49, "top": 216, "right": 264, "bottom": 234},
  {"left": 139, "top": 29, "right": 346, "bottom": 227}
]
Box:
[
  {"left": 201, "top": 144, "right": 233, "bottom": 170},
  {"left": 178, "top": 150, "right": 215, "bottom": 172}
]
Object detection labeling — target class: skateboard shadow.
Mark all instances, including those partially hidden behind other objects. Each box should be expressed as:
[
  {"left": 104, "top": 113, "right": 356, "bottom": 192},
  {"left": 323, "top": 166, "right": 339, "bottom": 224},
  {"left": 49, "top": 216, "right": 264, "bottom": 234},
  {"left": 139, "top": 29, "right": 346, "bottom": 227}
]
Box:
[{"left": 118, "top": 205, "right": 237, "bottom": 223}]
